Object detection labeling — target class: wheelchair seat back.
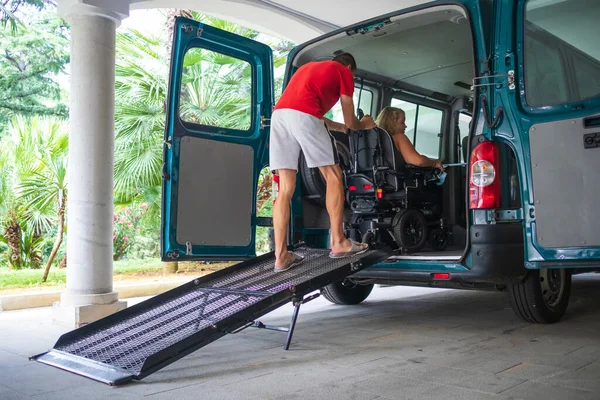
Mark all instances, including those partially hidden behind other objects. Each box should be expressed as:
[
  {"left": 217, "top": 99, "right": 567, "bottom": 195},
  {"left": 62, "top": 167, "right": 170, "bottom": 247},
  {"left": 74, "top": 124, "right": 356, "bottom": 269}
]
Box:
[{"left": 347, "top": 127, "right": 405, "bottom": 191}]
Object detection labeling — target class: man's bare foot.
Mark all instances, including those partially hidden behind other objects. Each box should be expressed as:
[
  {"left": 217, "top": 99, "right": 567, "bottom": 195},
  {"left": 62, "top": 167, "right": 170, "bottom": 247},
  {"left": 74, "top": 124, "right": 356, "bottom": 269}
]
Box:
[
  {"left": 329, "top": 239, "right": 369, "bottom": 259},
  {"left": 275, "top": 251, "right": 292, "bottom": 268},
  {"left": 274, "top": 251, "right": 304, "bottom": 272},
  {"left": 331, "top": 238, "right": 357, "bottom": 254}
]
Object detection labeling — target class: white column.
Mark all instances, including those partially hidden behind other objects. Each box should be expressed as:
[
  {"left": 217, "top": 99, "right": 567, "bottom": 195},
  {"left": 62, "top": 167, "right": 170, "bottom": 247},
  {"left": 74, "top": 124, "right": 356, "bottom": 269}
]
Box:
[{"left": 53, "top": 1, "right": 129, "bottom": 327}]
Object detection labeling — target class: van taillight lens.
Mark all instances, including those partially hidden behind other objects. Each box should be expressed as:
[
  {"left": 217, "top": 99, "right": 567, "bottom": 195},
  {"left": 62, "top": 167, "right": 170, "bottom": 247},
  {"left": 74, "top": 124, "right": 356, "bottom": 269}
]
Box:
[
  {"left": 469, "top": 141, "right": 500, "bottom": 209},
  {"left": 272, "top": 173, "right": 280, "bottom": 202}
]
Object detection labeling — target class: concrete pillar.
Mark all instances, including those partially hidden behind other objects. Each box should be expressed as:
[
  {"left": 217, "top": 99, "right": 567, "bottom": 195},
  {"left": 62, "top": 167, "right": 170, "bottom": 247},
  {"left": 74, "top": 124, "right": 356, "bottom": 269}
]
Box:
[{"left": 53, "top": 1, "right": 130, "bottom": 327}]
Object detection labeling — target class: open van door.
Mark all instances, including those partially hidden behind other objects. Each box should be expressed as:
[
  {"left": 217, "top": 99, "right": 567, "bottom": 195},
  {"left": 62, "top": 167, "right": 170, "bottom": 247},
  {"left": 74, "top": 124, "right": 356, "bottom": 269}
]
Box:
[
  {"left": 161, "top": 18, "right": 274, "bottom": 261},
  {"left": 504, "top": 0, "right": 600, "bottom": 267}
]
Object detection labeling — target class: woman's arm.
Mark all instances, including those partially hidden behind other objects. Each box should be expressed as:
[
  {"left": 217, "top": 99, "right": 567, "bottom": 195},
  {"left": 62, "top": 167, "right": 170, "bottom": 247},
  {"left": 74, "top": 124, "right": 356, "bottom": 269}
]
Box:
[{"left": 393, "top": 133, "right": 443, "bottom": 169}]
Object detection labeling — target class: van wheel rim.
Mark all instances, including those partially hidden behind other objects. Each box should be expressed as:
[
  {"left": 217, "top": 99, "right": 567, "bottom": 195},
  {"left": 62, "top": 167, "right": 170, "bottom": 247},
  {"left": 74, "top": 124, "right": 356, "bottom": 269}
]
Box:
[{"left": 540, "top": 269, "right": 565, "bottom": 308}]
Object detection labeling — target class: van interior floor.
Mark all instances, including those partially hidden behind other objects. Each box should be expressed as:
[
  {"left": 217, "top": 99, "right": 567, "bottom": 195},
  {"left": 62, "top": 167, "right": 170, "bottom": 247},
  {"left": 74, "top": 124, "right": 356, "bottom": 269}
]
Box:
[{"left": 387, "top": 245, "right": 464, "bottom": 261}]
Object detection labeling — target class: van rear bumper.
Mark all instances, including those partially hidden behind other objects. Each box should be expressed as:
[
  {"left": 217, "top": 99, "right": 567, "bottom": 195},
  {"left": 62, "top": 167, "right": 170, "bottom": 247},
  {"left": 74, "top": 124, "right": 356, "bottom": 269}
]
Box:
[
  {"left": 465, "top": 223, "right": 526, "bottom": 283},
  {"left": 354, "top": 223, "right": 526, "bottom": 286}
]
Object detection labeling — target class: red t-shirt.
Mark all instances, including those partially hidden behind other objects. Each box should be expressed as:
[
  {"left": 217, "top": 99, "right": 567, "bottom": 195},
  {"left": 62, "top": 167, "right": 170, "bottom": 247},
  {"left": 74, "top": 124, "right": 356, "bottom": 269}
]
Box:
[{"left": 274, "top": 60, "right": 355, "bottom": 119}]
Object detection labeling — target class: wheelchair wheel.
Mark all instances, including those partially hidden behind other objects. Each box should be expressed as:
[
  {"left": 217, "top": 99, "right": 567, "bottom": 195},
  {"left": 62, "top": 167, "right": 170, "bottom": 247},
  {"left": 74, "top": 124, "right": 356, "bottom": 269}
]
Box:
[
  {"left": 428, "top": 228, "right": 448, "bottom": 251},
  {"left": 299, "top": 142, "right": 351, "bottom": 205},
  {"left": 393, "top": 209, "right": 428, "bottom": 253},
  {"left": 362, "top": 231, "right": 376, "bottom": 247}
]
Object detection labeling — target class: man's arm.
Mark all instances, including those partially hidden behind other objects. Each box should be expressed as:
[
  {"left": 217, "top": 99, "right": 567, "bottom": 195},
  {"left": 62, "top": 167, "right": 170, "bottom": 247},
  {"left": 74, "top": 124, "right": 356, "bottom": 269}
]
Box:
[
  {"left": 323, "top": 117, "right": 347, "bottom": 133},
  {"left": 340, "top": 94, "right": 375, "bottom": 130}
]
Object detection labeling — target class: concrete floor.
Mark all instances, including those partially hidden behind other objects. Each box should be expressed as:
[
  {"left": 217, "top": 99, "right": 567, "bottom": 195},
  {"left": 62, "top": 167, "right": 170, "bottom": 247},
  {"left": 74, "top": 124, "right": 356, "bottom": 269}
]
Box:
[{"left": 1, "top": 274, "right": 599, "bottom": 400}]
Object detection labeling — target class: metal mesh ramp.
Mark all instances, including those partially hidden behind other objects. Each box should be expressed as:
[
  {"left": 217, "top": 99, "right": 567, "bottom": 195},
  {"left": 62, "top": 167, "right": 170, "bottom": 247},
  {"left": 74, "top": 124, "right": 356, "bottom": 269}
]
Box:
[{"left": 33, "top": 246, "right": 391, "bottom": 385}]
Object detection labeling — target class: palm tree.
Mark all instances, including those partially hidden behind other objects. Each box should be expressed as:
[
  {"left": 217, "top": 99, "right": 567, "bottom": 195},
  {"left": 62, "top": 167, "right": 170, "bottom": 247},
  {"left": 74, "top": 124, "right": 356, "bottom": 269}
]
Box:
[
  {"left": 0, "top": 3, "right": 20, "bottom": 32},
  {"left": 0, "top": 115, "right": 67, "bottom": 274},
  {"left": 114, "top": 28, "right": 166, "bottom": 209}
]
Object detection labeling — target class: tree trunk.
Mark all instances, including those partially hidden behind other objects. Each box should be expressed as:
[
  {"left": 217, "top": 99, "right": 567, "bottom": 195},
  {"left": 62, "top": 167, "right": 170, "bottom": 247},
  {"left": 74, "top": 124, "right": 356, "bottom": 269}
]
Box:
[
  {"left": 165, "top": 9, "right": 193, "bottom": 60},
  {"left": 4, "top": 210, "right": 21, "bottom": 270},
  {"left": 30, "top": 231, "right": 43, "bottom": 269},
  {"left": 42, "top": 193, "right": 66, "bottom": 282},
  {"left": 59, "top": 253, "right": 67, "bottom": 268}
]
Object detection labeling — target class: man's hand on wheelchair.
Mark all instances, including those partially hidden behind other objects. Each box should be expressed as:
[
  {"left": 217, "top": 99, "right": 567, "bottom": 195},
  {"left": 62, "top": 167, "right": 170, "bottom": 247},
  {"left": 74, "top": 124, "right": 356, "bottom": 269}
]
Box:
[
  {"left": 432, "top": 159, "right": 444, "bottom": 171},
  {"left": 359, "top": 115, "right": 376, "bottom": 130}
]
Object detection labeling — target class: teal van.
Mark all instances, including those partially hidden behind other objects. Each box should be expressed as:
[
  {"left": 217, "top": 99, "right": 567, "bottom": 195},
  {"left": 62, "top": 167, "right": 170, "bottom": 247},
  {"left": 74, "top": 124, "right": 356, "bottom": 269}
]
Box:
[{"left": 161, "top": 0, "right": 600, "bottom": 324}]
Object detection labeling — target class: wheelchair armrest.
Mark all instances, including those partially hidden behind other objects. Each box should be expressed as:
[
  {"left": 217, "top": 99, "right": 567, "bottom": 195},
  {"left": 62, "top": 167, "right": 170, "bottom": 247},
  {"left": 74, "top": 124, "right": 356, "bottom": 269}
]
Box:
[
  {"left": 403, "top": 164, "right": 444, "bottom": 182},
  {"left": 404, "top": 164, "right": 434, "bottom": 172},
  {"left": 373, "top": 166, "right": 390, "bottom": 172}
]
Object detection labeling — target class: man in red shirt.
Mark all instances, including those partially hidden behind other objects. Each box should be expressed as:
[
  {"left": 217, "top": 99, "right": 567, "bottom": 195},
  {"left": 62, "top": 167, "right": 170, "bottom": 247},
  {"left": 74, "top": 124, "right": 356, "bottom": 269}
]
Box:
[{"left": 270, "top": 53, "right": 376, "bottom": 272}]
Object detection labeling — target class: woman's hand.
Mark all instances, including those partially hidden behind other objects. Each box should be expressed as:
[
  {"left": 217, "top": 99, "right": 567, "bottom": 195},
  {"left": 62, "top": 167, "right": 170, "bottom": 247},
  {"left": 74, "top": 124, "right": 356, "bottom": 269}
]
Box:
[{"left": 432, "top": 159, "right": 444, "bottom": 170}]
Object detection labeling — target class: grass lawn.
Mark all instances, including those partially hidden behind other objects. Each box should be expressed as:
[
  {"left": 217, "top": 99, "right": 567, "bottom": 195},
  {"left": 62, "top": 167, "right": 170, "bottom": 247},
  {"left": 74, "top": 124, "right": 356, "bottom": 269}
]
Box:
[{"left": 0, "top": 259, "right": 234, "bottom": 293}]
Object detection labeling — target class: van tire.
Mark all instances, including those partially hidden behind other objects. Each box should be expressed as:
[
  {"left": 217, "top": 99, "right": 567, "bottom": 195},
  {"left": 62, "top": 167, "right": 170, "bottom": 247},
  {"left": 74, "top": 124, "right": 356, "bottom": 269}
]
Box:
[
  {"left": 300, "top": 142, "right": 351, "bottom": 205},
  {"left": 508, "top": 268, "right": 571, "bottom": 324},
  {"left": 322, "top": 279, "right": 374, "bottom": 305}
]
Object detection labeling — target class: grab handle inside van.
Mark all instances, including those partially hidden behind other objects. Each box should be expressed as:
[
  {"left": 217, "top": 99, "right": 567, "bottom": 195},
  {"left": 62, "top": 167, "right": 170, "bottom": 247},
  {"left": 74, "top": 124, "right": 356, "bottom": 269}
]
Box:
[{"left": 583, "top": 115, "right": 600, "bottom": 129}]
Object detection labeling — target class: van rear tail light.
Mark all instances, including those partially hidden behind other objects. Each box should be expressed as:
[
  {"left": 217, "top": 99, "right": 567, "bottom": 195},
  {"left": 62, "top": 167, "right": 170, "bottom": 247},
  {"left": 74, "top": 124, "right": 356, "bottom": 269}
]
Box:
[
  {"left": 349, "top": 185, "right": 357, "bottom": 191},
  {"left": 469, "top": 141, "right": 500, "bottom": 209},
  {"left": 364, "top": 184, "right": 373, "bottom": 190}
]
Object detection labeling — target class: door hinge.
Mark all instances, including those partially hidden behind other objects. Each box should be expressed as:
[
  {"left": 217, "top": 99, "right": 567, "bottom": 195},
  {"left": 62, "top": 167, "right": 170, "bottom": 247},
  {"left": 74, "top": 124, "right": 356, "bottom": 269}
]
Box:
[
  {"left": 164, "top": 136, "right": 172, "bottom": 149},
  {"left": 181, "top": 25, "right": 203, "bottom": 37},
  {"left": 471, "top": 70, "right": 515, "bottom": 90},
  {"left": 489, "top": 209, "right": 523, "bottom": 222},
  {"left": 186, "top": 241, "right": 192, "bottom": 256},
  {"left": 261, "top": 115, "right": 271, "bottom": 129}
]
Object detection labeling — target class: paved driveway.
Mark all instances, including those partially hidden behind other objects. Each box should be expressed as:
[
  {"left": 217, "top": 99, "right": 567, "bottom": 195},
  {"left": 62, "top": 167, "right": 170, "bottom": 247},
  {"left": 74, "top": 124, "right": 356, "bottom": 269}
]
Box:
[{"left": 1, "top": 274, "right": 599, "bottom": 400}]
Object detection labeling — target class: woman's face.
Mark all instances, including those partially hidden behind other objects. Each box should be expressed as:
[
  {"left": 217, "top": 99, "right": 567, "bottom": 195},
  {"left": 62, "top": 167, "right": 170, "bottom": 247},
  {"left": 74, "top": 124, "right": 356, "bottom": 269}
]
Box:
[{"left": 395, "top": 112, "right": 407, "bottom": 134}]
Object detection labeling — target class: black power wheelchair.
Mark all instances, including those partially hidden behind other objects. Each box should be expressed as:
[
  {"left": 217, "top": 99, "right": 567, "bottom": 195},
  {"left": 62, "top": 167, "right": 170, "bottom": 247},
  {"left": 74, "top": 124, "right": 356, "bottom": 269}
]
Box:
[{"left": 342, "top": 125, "right": 448, "bottom": 254}]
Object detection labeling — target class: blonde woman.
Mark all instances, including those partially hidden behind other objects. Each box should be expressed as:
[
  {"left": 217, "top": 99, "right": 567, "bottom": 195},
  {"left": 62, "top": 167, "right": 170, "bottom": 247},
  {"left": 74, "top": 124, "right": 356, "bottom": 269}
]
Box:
[{"left": 375, "top": 106, "right": 443, "bottom": 170}]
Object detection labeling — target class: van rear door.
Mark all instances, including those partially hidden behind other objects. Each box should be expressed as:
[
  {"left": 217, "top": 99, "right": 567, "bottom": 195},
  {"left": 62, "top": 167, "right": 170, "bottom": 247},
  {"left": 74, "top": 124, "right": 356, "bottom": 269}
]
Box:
[
  {"left": 502, "top": 0, "right": 600, "bottom": 266},
  {"left": 161, "top": 18, "right": 274, "bottom": 261}
]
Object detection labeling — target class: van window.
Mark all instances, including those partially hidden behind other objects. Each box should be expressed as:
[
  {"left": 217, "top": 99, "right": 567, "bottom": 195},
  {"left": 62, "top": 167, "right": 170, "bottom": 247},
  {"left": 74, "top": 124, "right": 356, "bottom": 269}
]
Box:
[
  {"left": 391, "top": 98, "right": 443, "bottom": 159},
  {"left": 179, "top": 48, "right": 252, "bottom": 131},
  {"left": 458, "top": 112, "right": 472, "bottom": 145},
  {"left": 524, "top": 0, "right": 600, "bottom": 107},
  {"left": 326, "top": 88, "right": 373, "bottom": 125}
]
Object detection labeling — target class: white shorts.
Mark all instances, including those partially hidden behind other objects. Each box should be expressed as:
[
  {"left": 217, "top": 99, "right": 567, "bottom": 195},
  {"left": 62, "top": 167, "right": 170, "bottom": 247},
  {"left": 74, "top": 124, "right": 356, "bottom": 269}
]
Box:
[{"left": 269, "top": 108, "right": 339, "bottom": 172}]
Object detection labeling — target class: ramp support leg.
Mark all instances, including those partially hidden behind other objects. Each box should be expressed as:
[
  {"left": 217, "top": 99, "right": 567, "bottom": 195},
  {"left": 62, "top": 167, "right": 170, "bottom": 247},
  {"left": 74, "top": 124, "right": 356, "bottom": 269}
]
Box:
[
  {"left": 284, "top": 297, "right": 302, "bottom": 351},
  {"left": 250, "top": 292, "right": 321, "bottom": 350}
]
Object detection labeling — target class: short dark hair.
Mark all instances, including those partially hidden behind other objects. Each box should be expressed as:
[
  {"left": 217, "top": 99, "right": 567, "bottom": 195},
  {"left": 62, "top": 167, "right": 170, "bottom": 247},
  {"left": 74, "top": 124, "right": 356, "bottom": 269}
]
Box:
[{"left": 332, "top": 53, "right": 356, "bottom": 72}]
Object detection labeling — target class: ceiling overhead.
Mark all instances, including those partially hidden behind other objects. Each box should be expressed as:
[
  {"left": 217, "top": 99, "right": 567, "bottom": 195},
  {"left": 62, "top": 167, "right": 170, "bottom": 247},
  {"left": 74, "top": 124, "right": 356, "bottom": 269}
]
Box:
[
  {"left": 295, "top": 5, "right": 474, "bottom": 98},
  {"left": 123, "top": 0, "right": 430, "bottom": 42}
]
